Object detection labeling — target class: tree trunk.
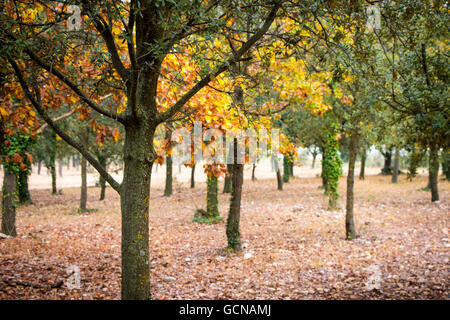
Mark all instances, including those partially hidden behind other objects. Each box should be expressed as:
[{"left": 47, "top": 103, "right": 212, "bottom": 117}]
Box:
[
  {"left": 442, "top": 148, "right": 450, "bottom": 180},
  {"left": 17, "top": 169, "right": 31, "bottom": 204},
  {"left": 223, "top": 164, "right": 232, "bottom": 193},
  {"left": 72, "top": 155, "right": 77, "bottom": 168},
  {"left": 1, "top": 170, "right": 17, "bottom": 237},
  {"left": 206, "top": 175, "right": 219, "bottom": 218},
  {"left": 164, "top": 153, "right": 172, "bottom": 197},
  {"left": 273, "top": 155, "right": 283, "bottom": 190},
  {"left": 99, "top": 175, "right": 106, "bottom": 201},
  {"left": 37, "top": 161, "right": 41, "bottom": 175},
  {"left": 345, "top": 134, "right": 358, "bottom": 240},
  {"left": 120, "top": 123, "right": 155, "bottom": 300},
  {"left": 251, "top": 163, "right": 256, "bottom": 181},
  {"left": 163, "top": 126, "right": 173, "bottom": 197},
  {"left": 190, "top": 164, "right": 195, "bottom": 188},
  {"left": 79, "top": 126, "right": 88, "bottom": 211},
  {"left": 429, "top": 144, "right": 439, "bottom": 202},
  {"left": 392, "top": 147, "right": 400, "bottom": 183},
  {"left": 283, "top": 155, "right": 290, "bottom": 183},
  {"left": 312, "top": 151, "right": 317, "bottom": 169},
  {"left": 359, "top": 149, "right": 366, "bottom": 180},
  {"left": 50, "top": 164, "right": 56, "bottom": 194},
  {"left": 381, "top": 149, "right": 392, "bottom": 175},
  {"left": 49, "top": 130, "right": 57, "bottom": 194},
  {"left": 226, "top": 138, "right": 243, "bottom": 251},
  {"left": 99, "top": 157, "right": 107, "bottom": 201},
  {"left": 320, "top": 147, "right": 328, "bottom": 193}
]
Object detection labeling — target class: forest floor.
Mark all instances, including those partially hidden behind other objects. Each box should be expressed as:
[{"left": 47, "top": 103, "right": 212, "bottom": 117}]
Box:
[{"left": 0, "top": 173, "right": 448, "bottom": 299}]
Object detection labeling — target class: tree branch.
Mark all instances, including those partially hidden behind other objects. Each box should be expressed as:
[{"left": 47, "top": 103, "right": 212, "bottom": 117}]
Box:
[
  {"left": 156, "top": 1, "right": 282, "bottom": 123},
  {"left": 37, "top": 109, "right": 75, "bottom": 133},
  {"left": 9, "top": 59, "right": 121, "bottom": 194},
  {"left": 82, "top": 1, "right": 130, "bottom": 84}
]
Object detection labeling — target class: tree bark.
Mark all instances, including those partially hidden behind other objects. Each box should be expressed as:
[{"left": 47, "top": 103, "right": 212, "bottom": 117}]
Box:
[
  {"left": 251, "top": 163, "right": 256, "bottom": 181},
  {"left": 99, "top": 156, "right": 107, "bottom": 201},
  {"left": 381, "top": 149, "right": 392, "bottom": 175},
  {"left": 345, "top": 134, "right": 358, "bottom": 240},
  {"left": 392, "top": 147, "right": 400, "bottom": 183},
  {"left": 206, "top": 175, "right": 219, "bottom": 218},
  {"left": 320, "top": 147, "right": 328, "bottom": 193},
  {"left": 429, "top": 144, "right": 439, "bottom": 202},
  {"left": 190, "top": 164, "right": 195, "bottom": 188},
  {"left": 17, "top": 169, "right": 31, "bottom": 204},
  {"left": 37, "top": 161, "right": 41, "bottom": 175},
  {"left": 226, "top": 138, "right": 243, "bottom": 251},
  {"left": 283, "top": 155, "right": 290, "bottom": 183},
  {"left": 79, "top": 126, "right": 88, "bottom": 211},
  {"left": 49, "top": 130, "right": 57, "bottom": 194},
  {"left": 164, "top": 153, "right": 172, "bottom": 197},
  {"left": 273, "top": 155, "right": 283, "bottom": 190},
  {"left": 223, "top": 164, "right": 232, "bottom": 193},
  {"left": 359, "top": 149, "right": 366, "bottom": 180},
  {"left": 1, "top": 170, "right": 17, "bottom": 237},
  {"left": 120, "top": 123, "right": 156, "bottom": 300},
  {"left": 442, "top": 148, "right": 450, "bottom": 180},
  {"left": 164, "top": 126, "right": 173, "bottom": 197}
]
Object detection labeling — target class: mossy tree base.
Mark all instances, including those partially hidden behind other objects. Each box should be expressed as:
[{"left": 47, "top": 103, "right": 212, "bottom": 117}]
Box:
[{"left": 193, "top": 209, "right": 223, "bottom": 224}]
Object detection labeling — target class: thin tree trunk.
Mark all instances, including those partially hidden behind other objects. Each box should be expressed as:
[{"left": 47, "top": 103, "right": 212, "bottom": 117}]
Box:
[
  {"left": 50, "top": 164, "right": 57, "bottom": 194},
  {"left": 283, "top": 155, "right": 290, "bottom": 183},
  {"left": 99, "top": 157, "right": 107, "bottom": 201},
  {"left": 79, "top": 126, "right": 88, "bottom": 211},
  {"left": 206, "top": 175, "right": 219, "bottom": 218},
  {"left": 17, "top": 169, "right": 31, "bottom": 204},
  {"left": 190, "top": 164, "right": 195, "bottom": 188},
  {"left": 392, "top": 147, "right": 400, "bottom": 183},
  {"left": 164, "top": 126, "right": 173, "bottom": 197},
  {"left": 1, "top": 170, "right": 17, "bottom": 236},
  {"left": 312, "top": 151, "right": 317, "bottom": 169},
  {"left": 251, "top": 163, "right": 256, "bottom": 181},
  {"left": 320, "top": 147, "right": 328, "bottom": 193},
  {"left": 381, "top": 149, "right": 392, "bottom": 175},
  {"left": 99, "top": 175, "right": 106, "bottom": 201},
  {"left": 164, "top": 153, "right": 172, "bottom": 196},
  {"left": 442, "top": 148, "right": 450, "bottom": 181},
  {"left": 226, "top": 138, "right": 243, "bottom": 251},
  {"left": 359, "top": 149, "right": 366, "bottom": 180},
  {"left": 345, "top": 134, "right": 358, "bottom": 240},
  {"left": 273, "top": 155, "right": 283, "bottom": 190},
  {"left": 37, "top": 161, "right": 41, "bottom": 175},
  {"left": 223, "top": 164, "right": 232, "bottom": 193},
  {"left": 49, "top": 130, "right": 57, "bottom": 194},
  {"left": 429, "top": 144, "right": 439, "bottom": 202}
]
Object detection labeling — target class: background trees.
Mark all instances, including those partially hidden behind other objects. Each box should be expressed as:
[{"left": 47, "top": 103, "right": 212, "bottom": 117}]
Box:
[{"left": 0, "top": 0, "right": 447, "bottom": 301}]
